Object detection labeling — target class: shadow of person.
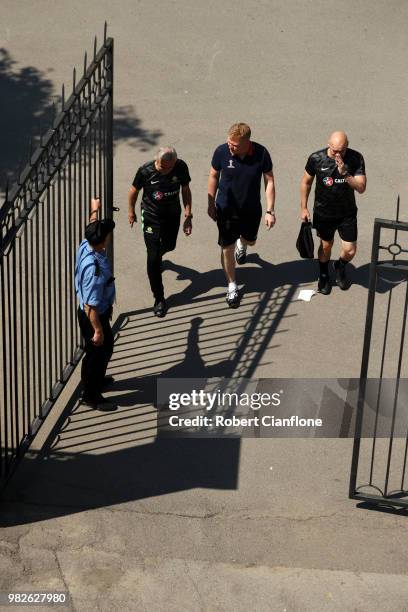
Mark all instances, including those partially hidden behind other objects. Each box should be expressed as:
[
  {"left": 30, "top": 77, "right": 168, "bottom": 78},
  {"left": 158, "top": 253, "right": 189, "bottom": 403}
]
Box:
[
  {"left": 352, "top": 260, "right": 408, "bottom": 293},
  {"left": 111, "top": 316, "right": 234, "bottom": 408},
  {"left": 167, "top": 247, "right": 405, "bottom": 298},
  {"left": 164, "top": 254, "right": 405, "bottom": 303},
  {"left": 110, "top": 256, "right": 319, "bottom": 410},
  {"left": 1, "top": 308, "right": 243, "bottom": 528},
  {"left": 164, "top": 255, "right": 318, "bottom": 308},
  {"left": 100, "top": 254, "right": 402, "bottom": 414}
]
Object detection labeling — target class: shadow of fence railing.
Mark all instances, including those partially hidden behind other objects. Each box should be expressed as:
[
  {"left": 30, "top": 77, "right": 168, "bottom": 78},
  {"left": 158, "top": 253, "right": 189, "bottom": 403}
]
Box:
[{"left": 3, "top": 254, "right": 396, "bottom": 524}]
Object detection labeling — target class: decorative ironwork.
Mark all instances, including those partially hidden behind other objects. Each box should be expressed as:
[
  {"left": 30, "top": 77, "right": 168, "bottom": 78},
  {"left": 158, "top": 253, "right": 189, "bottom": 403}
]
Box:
[
  {"left": 0, "top": 25, "right": 114, "bottom": 487},
  {"left": 350, "top": 197, "right": 408, "bottom": 509}
]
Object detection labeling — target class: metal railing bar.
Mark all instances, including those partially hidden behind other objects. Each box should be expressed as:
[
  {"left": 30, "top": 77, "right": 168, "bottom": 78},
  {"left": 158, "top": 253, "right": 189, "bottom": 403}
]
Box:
[
  {"left": 369, "top": 281, "right": 394, "bottom": 484},
  {"left": 384, "top": 282, "right": 408, "bottom": 496},
  {"left": 349, "top": 221, "right": 381, "bottom": 497},
  {"left": 57, "top": 168, "right": 63, "bottom": 382}
]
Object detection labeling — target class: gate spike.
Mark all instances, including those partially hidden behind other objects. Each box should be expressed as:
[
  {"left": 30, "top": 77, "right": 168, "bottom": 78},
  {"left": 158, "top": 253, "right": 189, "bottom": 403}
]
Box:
[
  {"left": 93, "top": 35, "right": 97, "bottom": 60},
  {"left": 104, "top": 21, "right": 107, "bottom": 45},
  {"left": 61, "top": 83, "right": 65, "bottom": 111},
  {"left": 393, "top": 194, "right": 400, "bottom": 245},
  {"left": 73, "top": 66, "right": 76, "bottom": 92},
  {"left": 83, "top": 50, "right": 87, "bottom": 76}
]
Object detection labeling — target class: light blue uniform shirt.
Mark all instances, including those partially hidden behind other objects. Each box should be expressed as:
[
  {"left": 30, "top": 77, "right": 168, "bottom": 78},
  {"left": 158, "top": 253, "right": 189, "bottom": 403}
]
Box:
[{"left": 75, "top": 239, "right": 115, "bottom": 314}]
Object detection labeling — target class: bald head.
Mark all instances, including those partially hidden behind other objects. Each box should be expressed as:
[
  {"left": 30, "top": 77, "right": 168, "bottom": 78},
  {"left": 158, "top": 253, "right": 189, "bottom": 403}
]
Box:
[{"left": 328, "top": 131, "right": 348, "bottom": 156}]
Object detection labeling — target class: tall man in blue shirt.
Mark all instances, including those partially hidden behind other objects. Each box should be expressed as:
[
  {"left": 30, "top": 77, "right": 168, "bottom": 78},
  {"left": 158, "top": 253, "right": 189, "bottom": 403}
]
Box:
[
  {"left": 75, "top": 198, "right": 116, "bottom": 411},
  {"left": 208, "top": 123, "right": 276, "bottom": 307}
]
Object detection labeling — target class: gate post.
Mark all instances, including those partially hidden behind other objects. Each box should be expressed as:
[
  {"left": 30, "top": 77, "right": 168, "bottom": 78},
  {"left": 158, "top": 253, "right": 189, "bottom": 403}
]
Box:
[
  {"left": 349, "top": 213, "right": 408, "bottom": 508},
  {"left": 105, "top": 37, "right": 114, "bottom": 271}
]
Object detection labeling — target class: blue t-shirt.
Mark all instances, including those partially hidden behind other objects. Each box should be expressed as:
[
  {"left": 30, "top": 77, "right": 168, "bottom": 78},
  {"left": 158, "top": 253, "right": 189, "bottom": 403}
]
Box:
[
  {"left": 75, "top": 240, "right": 115, "bottom": 314},
  {"left": 211, "top": 141, "right": 273, "bottom": 213}
]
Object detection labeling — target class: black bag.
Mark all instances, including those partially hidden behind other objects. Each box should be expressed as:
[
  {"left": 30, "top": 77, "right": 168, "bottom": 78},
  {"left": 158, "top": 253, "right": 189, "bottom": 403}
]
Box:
[{"left": 296, "top": 221, "right": 314, "bottom": 259}]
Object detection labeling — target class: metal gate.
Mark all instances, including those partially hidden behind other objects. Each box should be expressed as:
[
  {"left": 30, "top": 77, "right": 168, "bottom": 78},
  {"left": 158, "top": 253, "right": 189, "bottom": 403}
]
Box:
[
  {"left": 0, "top": 26, "right": 114, "bottom": 486},
  {"left": 350, "top": 204, "right": 408, "bottom": 508}
]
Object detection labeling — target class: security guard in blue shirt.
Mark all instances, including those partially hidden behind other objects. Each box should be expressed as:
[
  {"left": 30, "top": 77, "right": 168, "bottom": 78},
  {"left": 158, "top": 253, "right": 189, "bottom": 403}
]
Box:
[{"left": 75, "top": 198, "right": 116, "bottom": 411}]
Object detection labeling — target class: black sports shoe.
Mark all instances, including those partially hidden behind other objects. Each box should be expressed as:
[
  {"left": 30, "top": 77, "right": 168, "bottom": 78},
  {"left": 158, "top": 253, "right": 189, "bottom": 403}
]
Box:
[
  {"left": 153, "top": 298, "right": 167, "bottom": 318},
  {"left": 334, "top": 261, "right": 351, "bottom": 290},
  {"left": 318, "top": 274, "right": 332, "bottom": 295},
  {"left": 81, "top": 394, "right": 118, "bottom": 411},
  {"left": 226, "top": 287, "right": 240, "bottom": 308}
]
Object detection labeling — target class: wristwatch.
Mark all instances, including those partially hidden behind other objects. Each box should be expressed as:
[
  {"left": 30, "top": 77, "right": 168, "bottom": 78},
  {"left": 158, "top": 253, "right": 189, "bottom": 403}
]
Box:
[{"left": 266, "top": 211, "right": 275, "bottom": 216}]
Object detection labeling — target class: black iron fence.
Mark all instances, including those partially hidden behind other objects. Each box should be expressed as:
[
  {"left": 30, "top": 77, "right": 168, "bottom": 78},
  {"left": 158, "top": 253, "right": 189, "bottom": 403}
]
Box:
[
  {"left": 0, "top": 26, "right": 114, "bottom": 486},
  {"left": 350, "top": 204, "right": 408, "bottom": 508}
]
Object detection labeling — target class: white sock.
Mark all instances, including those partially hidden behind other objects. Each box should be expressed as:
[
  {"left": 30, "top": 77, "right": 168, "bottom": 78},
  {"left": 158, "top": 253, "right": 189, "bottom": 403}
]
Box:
[
  {"left": 237, "top": 238, "right": 246, "bottom": 251},
  {"left": 228, "top": 281, "right": 237, "bottom": 293}
]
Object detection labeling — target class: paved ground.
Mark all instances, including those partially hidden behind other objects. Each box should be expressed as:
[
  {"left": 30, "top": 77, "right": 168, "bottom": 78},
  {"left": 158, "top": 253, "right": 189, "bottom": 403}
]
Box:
[{"left": 1, "top": 1, "right": 408, "bottom": 610}]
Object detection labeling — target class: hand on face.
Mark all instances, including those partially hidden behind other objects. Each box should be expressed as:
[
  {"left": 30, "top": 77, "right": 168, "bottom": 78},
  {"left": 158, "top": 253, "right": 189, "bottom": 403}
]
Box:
[{"left": 335, "top": 153, "right": 346, "bottom": 175}]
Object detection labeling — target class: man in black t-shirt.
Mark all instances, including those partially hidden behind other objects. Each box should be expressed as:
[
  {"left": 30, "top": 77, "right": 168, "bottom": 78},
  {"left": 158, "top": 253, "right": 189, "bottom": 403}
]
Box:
[
  {"left": 300, "top": 131, "right": 367, "bottom": 294},
  {"left": 128, "top": 147, "right": 193, "bottom": 317}
]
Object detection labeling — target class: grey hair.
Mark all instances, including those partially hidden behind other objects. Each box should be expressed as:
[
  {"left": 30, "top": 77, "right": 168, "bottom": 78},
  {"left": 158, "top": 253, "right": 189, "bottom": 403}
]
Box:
[{"left": 156, "top": 146, "right": 177, "bottom": 162}]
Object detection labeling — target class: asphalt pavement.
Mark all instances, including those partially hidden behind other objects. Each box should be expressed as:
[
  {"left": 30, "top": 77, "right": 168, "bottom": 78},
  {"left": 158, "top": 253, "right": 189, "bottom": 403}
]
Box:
[{"left": 1, "top": 1, "right": 408, "bottom": 610}]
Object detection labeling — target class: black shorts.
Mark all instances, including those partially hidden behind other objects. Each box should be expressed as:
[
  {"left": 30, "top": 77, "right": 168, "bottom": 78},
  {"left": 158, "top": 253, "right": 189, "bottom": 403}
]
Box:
[
  {"left": 313, "top": 213, "right": 358, "bottom": 242},
  {"left": 142, "top": 208, "right": 181, "bottom": 253},
  {"left": 217, "top": 211, "right": 262, "bottom": 247}
]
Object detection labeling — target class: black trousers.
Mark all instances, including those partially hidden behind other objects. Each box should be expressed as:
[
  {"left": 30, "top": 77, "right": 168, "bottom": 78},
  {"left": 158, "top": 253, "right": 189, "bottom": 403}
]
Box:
[
  {"left": 77, "top": 306, "right": 114, "bottom": 400},
  {"left": 143, "top": 211, "right": 180, "bottom": 300}
]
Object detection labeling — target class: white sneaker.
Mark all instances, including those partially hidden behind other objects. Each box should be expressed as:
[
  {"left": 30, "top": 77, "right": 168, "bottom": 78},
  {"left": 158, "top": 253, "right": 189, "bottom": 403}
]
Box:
[
  {"left": 226, "top": 287, "right": 240, "bottom": 308},
  {"left": 235, "top": 240, "right": 247, "bottom": 265}
]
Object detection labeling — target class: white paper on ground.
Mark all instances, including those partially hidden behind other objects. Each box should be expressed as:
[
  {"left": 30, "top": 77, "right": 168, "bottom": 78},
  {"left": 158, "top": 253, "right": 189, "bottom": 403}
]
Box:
[{"left": 296, "top": 289, "right": 317, "bottom": 302}]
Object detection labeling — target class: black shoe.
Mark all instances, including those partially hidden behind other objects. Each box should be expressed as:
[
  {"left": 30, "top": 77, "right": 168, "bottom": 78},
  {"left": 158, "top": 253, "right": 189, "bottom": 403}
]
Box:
[
  {"left": 102, "top": 375, "right": 115, "bottom": 389},
  {"left": 334, "top": 261, "right": 351, "bottom": 290},
  {"left": 318, "top": 274, "right": 332, "bottom": 295},
  {"left": 226, "top": 288, "right": 240, "bottom": 308},
  {"left": 81, "top": 394, "right": 118, "bottom": 411},
  {"left": 153, "top": 298, "right": 167, "bottom": 318}
]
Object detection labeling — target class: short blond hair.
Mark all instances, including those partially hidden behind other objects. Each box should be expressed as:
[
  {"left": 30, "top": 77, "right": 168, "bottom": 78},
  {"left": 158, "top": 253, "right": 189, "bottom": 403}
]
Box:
[{"left": 228, "top": 122, "right": 251, "bottom": 140}]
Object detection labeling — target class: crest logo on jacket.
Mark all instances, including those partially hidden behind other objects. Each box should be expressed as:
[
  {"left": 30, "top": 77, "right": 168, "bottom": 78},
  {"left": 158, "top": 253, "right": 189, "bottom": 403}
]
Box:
[{"left": 323, "top": 177, "right": 333, "bottom": 187}]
